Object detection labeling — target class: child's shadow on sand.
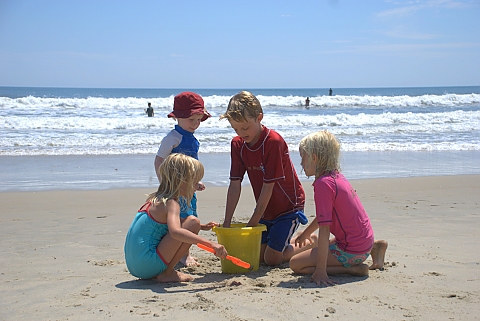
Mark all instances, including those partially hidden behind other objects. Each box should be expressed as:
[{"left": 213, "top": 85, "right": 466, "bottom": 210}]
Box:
[
  {"left": 116, "top": 269, "right": 367, "bottom": 293},
  {"left": 115, "top": 278, "right": 221, "bottom": 294},
  {"left": 115, "top": 268, "right": 270, "bottom": 294}
]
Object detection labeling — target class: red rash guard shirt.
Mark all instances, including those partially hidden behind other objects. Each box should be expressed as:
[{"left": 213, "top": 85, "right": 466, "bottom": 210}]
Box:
[{"left": 229, "top": 126, "right": 305, "bottom": 220}]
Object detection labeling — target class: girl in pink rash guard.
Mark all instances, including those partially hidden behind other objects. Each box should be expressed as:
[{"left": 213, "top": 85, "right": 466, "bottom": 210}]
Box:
[{"left": 290, "top": 130, "right": 387, "bottom": 287}]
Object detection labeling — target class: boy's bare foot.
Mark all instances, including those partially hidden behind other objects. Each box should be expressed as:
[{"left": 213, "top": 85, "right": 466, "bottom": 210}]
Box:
[
  {"left": 156, "top": 270, "right": 194, "bottom": 283},
  {"left": 180, "top": 254, "right": 200, "bottom": 267},
  {"left": 369, "top": 240, "right": 388, "bottom": 270},
  {"left": 349, "top": 263, "right": 369, "bottom": 276}
]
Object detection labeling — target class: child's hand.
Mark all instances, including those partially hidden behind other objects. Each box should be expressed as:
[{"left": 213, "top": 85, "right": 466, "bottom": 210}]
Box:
[
  {"left": 311, "top": 270, "right": 337, "bottom": 287},
  {"left": 196, "top": 182, "right": 205, "bottom": 191},
  {"left": 212, "top": 243, "right": 227, "bottom": 259},
  {"left": 201, "top": 221, "right": 220, "bottom": 231},
  {"left": 294, "top": 231, "right": 314, "bottom": 248}
]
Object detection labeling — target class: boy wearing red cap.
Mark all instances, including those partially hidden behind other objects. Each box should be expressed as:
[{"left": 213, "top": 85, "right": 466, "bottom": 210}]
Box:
[{"left": 154, "top": 92, "right": 216, "bottom": 266}]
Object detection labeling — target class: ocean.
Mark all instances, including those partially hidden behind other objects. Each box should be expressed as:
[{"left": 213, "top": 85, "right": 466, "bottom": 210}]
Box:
[{"left": 1, "top": 86, "right": 479, "bottom": 191}]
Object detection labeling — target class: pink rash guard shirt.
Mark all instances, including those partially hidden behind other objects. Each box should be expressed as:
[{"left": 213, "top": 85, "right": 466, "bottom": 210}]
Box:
[{"left": 314, "top": 172, "right": 374, "bottom": 254}]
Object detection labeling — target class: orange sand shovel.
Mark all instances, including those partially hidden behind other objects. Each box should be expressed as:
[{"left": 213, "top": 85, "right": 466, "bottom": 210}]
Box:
[{"left": 197, "top": 243, "right": 252, "bottom": 270}]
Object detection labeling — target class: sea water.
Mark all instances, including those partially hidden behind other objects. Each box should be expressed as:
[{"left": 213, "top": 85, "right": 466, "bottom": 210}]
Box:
[{"left": 1, "top": 86, "right": 479, "bottom": 191}]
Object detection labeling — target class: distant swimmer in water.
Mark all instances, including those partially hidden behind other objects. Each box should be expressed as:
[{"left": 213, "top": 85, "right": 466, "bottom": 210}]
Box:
[
  {"left": 305, "top": 97, "right": 310, "bottom": 108},
  {"left": 329, "top": 88, "right": 333, "bottom": 96},
  {"left": 145, "top": 102, "right": 154, "bottom": 117}
]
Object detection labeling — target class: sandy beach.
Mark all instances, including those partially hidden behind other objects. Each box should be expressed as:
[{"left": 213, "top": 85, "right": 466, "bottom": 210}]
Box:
[{"left": 0, "top": 175, "right": 479, "bottom": 320}]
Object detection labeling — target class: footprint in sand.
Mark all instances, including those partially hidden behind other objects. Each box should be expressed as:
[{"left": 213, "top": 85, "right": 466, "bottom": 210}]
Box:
[{"left": 88, "top": 259, "right": 123, "bottom": 266}]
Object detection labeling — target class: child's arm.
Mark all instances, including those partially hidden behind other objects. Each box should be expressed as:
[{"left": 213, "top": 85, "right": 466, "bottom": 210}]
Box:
[
  {"left": 312, "top": 225, "right": 336, "bottom": 286},
  {"left": 165, "top": 200, "right": 226, "bottom": 258},
  {"left": 154, "top": 156, "right": 164, "bottom": 182},
  {"left": 246, "top": 182, "right": 274, "bottom": 227},
  {"left": 294, "top": 220, "right": 319, "bottom": 248},
  {"left": 155, "top": 132, "right": 180, "bottom": 182},
  {"left": 223, "top": 180, "right": 241, "bottom": 227}
]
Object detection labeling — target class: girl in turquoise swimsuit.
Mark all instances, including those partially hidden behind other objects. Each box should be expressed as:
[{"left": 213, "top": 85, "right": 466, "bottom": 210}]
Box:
[{"left": 124, "top": 153, "right": 227, "bottom": 283}]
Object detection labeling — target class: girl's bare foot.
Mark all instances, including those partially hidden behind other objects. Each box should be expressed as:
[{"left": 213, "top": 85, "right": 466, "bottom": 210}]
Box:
[
  {"left": 156, "top": 270, "right": 194, "bottom": 283},
  {"left": 180, "top": 254, "right": 200, "bottom": 267},
  {"left": 369, "top": 240, "right": 388, "bottom": 270}
]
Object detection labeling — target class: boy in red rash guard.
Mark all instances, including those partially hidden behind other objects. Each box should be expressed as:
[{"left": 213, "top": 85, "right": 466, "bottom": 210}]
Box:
[{"left": 220, "top": 91, "right": 314, "bottom": 266}]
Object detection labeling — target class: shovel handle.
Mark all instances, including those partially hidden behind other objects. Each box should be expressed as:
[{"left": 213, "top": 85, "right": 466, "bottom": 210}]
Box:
[{"left": 197, "top": 243, "right": 251, "bottom": 269}]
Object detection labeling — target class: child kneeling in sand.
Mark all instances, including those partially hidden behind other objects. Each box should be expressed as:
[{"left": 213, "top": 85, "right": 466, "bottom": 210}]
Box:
[
  {"left": 124, "top": 153, "right": 226, "bottom": 282},
  {"left": 290, "top": 131, "right": 387, "bottom": 286}
]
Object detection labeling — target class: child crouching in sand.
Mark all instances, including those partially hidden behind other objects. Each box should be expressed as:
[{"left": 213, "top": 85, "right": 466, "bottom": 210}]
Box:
[
  {"left": 124, "top": 153, "right": 226, "bottom": 282},
  {"left": 290, "top": 131, "right": 387, "bottom": 286}
]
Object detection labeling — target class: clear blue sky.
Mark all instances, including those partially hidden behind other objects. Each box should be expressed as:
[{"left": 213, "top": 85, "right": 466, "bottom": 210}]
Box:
[{"left": 0, "top": 0, "right": 479, "bottom": 88}]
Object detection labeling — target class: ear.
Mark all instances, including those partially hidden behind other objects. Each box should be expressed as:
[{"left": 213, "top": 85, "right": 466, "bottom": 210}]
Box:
[
  {"left": 311, "top": 153, "right": 318, "bottom": 163},
  {"left": 256, "top": 113, "right": 263, "bottom": 122}
]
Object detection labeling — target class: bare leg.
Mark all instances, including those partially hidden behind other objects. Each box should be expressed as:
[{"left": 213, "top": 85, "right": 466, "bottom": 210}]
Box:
[
  {"left": 179, "top": 216, "right": 201, "bottom": 267},
  {"left": 180, "top": 251, "right": 200, "bottom": 267},
  {"left": 156, "top": 270, "right": 194, "bottom": 282},
  {"left": 327, "top": 263, "right": 369, "bottom": 276},
  {"left": 156, "top": 243, "right": 194, "bottom": 283},
  {"left": 369, "top": 240, "right": 388, "bottom": 270},
  {"left": 290, "top": 247, "right": 369, "bottom": 277},
  {"left": 282, "top": 233, "right": 318, "bottom": 262},
  {"left": 263, "top": 232, "right": 319, "bottom": 266},
  {"left": 263, "top": 233, "right": 318, "bottom": 266},
  {"left": 297, "top": 264, "right": 369, "bottom": 277},
  {"left": 155, "top": 216, "right": 201, "bottom": 282}
]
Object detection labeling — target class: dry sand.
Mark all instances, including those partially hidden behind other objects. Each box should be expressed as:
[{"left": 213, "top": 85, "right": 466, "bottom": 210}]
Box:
[{"left": 0, "top": 175, "right": 479, "bottom": 320}]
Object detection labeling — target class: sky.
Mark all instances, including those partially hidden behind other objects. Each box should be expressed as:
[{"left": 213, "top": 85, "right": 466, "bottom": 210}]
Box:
[{"left": 0, "top": 0, "right": 479, "bottom": 89}]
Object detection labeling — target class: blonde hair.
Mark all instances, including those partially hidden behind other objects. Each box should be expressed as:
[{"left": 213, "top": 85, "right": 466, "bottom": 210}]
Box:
[
  {"left": 220, "top": 91, "right": 263, "bottom": 122},
  {"left": 299, "top": 130, "right": 341, "bottom": 178},
  {"left": 148, "top": 153, "right": 204, "bottom": 205}
]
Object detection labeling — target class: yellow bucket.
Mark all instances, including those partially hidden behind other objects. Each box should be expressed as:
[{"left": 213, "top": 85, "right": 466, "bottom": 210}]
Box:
[{"left": 213, "top": 223, "right": 266, "bottom": 273}]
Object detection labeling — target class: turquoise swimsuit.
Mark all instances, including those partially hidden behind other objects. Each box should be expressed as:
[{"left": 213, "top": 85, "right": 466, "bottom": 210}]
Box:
[{"left": 124, "top": 202, "right": 169, "bottom": 279}]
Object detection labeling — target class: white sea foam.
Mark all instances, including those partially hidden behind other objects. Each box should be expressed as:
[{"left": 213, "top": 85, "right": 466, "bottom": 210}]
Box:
[
  {"left": 2, "top": 92, "right": 479, "bottom": 111},
  {"left": 1, "top": 91, "right": 479, "bottom": 156}
]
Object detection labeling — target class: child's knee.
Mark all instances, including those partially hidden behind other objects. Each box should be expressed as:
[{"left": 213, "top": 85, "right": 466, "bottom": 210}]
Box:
[
  {"left": 289, "top": 257, "right": 301, "bottom": 273},
  {"left": 182, "top": 215, "right": 201, "bottom": 233},
  {"left": 263, "top": 247, "right": 284, "bottom": 266}
]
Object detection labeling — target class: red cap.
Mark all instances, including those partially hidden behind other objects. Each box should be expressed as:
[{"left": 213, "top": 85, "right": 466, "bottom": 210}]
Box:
[{"left": 168, "top": 92, "right": 211, "bottom": 122}]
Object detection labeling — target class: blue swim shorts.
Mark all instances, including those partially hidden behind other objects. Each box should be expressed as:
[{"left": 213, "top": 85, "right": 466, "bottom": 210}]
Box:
[
  {"left": 259, "top": 210, "right": 308, "bottom": 252},
  {"left": 329, "top": 243, "right": 370, "bottom": 268}
]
